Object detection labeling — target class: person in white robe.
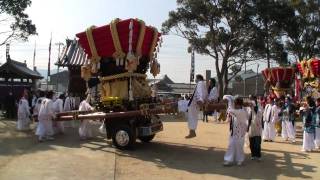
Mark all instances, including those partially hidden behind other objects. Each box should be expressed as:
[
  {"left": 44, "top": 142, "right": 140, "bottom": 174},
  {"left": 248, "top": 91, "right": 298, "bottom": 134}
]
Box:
[
  {"left": 53, "top": 94, "right": 65, "bottom": 134},
  {"left": 247, "top": 96, "right": 263, "bottom": 161},
  {"left": 223, "top": 95, "right": 249, "bottom": 166},
  {"left": 185, "top": 74, "right": 208, "bottom": 138},
  {"left": 64, "top": 93, "right": 73, "bottom": 111},
  {"left": 301, "top": 97, "right": 316, "bottom": 152},
  {"left": 17, "top": 92, "right": 31, "bottom": 131},
  {"left": 206, "top": 78, "right": 219, "bottom": 122},
  {"left": 78, "top": 95, "right": 94, "bottom": 140},
  {"left": 33, "top": 91, "right": 45, "bottom": 123},
  {"left": 279, "top": 97, "right": 296, "bottom": 143},
  {"left": 263, "top": 98, "right": 279, "bottom": 142},
  {"left": 64, "top": 93, "right": 75, "bottom": 127},
  {"left": 35, "top": 91, "right": 55, "bottom": 142}
]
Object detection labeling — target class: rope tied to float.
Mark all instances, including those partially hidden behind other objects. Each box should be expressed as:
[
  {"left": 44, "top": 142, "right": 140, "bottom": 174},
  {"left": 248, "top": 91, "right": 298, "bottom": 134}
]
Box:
[
  {"left": 110, "top": 18, "right": 126, "bottom": 66},
  {"left": 149, "top": 27, "right": 159, "bottom": 60},
  {"left": 136, "top": 19, "right": 146, "bottom": 58},
  {"left": 126, "top": 19, "right": 139, "bottom": 73},
  {"left": 86, "top": 26, "right": 101, "bottom": 73}
]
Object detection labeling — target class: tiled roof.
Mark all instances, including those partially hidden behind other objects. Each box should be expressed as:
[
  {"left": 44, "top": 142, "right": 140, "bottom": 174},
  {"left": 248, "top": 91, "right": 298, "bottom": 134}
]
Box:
[
  {"left": 0, "top": 59, "right": 43, "bottom": 79},
  {"left": 56, "top": 39, "right": 89, "bottom": 67}
]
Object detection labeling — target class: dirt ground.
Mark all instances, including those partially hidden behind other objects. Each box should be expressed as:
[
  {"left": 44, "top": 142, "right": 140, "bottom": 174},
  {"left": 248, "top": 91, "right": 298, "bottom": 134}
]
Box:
[{"left": 0, "top": 114, "right": 319, "bottom": 180}]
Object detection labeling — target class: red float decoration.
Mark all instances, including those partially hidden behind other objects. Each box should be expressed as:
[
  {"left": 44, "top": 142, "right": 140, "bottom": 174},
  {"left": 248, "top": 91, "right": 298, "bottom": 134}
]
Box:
[
  {"left": 262, "top": 67, "right": 295, "bottom": 87},
  {"left": 76, "top": 18, "right": 161, "bottom": 59},
  {"left": 262, "top": 67, "right": 295, "bottom": 98},
  {"left": 297, "top": 57, "right": 320, "bottom": 79}
]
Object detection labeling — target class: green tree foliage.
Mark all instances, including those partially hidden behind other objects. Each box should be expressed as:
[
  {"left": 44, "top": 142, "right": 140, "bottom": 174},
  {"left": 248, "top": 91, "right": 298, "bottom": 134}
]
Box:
[
  {"left": 247, "top": 0, "right": 294, "bottom": 67},
  {"left": 163, "top": 0, "right": 319, "bottom": 95},
  {"left": 162, "top": 0, "right": 255, "bottom": 96},
  {"left": 284, "top": 0, "right": 320, "bottom": 61},
  {"left": 0, "top": 0, "right": 36, "bottom": 46}
]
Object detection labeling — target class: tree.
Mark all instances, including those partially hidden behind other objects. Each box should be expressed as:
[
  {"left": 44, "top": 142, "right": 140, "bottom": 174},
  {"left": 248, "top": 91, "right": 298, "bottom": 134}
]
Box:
[
  {"left": 283, "top": 0, "right": 320, "bottom": 61},
  {"left": 162, "top": 0, "right": 255, "bottom": 97},
  {"left": 247, "top": 0, "right": 294, "bottom": 67},
  {"left": 0, "top": 0, "right": 36, "bottom": 46}
]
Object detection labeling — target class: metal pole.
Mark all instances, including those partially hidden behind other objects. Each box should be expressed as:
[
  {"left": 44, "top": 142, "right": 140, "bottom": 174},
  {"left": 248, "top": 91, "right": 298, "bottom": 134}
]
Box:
[
  {"left": 55, "top": 42, "right": 63, "bottom": 92},
  {"left": 256, "top": 64, "right": 259, "bottom": 95},
  {"left": 244, "top": 57, "right": 247, "bottom": 96}
]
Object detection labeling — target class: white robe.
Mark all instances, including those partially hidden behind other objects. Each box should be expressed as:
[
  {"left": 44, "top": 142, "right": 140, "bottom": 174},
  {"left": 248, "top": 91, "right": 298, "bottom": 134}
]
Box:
[
  {"left": 64, "top": 96, "right": 75, "bottom": 127},
  {"left": 303, "top": 131, "right": 315, "bottom": 151},
  {"left": 178, "top": 100, "right": 188, "bottom": 112},
  {"left": 187, "top": 81, "right": 208, "bottom": 130},
  {"left": 282, "top": 120, "right": 295, "bottom": 140},
  {"left": 208, "top": 87, "right": 218, "bottom": 102},
  {"left": 315, "top": 127, "right": 320, "bottom": 149},
  {"left": 36, "top": 98, "right": 55, "bottom": 137},
  {"left": 263, "top": 104, "right": 277, "bottom": 141},
  {"left": 315, "top": 114, "right": 320, "bottom": 148},
  {"left": 224, "top": 108, "right": 248, "bottom": 163},
  {"left": 17, "top": 97, "right": 30, "bottom": 130},
  {"left": 64, "top": 96, "right": 73, "bottom": 111},
  {"left": 33, "top": 97, "right": 45, "bottom": 117},
  {"left": 31, "top": 95, "right": 37, "bottom": 108},
  {"left": 53, "top": 98, "right": 65, "bottom": 134},
  {"left": 78, "top": 100, "right": 94, "bottom": 138},
  {"left": 208, "top": 87, "right": 219, "bottom": 120}
]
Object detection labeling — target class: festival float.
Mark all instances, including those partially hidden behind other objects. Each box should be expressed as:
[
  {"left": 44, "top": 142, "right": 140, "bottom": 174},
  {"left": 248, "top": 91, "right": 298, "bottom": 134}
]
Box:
[
  {"left": 54, "top": 18, "right": 237, "bottom": 149},
  {"left": 54, "top": 18, "right": 167, "bottom": 149},
  {"left": 262, "top": 67, "right": 296, "bottom": 98},
  {"left": 297, "top": 57, "right": 320, "bottom": 98}
]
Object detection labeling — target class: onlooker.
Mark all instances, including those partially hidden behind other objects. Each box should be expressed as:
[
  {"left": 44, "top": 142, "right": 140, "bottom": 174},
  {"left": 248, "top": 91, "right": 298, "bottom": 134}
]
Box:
[
  {"left": 248, "top": 96, "right": 263, "bottom": 161},
  {"left": 17, "top": 91, "right": 31, "bottom": 131}
]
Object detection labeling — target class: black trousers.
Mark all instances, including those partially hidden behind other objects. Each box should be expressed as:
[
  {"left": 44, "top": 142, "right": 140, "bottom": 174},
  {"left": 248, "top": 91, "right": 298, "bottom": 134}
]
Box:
[{"left": 249, "top": 136, "right": 261, "bottom": 158}]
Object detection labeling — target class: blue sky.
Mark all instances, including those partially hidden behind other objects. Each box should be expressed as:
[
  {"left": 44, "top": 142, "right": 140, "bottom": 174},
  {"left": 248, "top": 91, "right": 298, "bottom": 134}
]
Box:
[{"left": 0, "top": 0, "right": 268, "bottom": 83}]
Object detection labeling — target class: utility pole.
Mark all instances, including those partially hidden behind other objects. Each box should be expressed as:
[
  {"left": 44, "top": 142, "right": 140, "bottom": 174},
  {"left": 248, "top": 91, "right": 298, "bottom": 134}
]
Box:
[
  {"left": 55, "top": 42, "right": 64, "bottom": 93},
  {"left": 243, "top": 56, "right": 247, "bottom": 96},
  {"left": 33, "top": 41, "right": 36, "bottom": 70}
]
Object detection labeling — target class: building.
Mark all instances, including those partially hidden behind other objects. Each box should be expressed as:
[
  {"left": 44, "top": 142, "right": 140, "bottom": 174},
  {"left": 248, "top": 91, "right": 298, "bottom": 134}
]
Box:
[
  {"left": 150, "top": 75, "right": 196, "bottom": 98},
  {"left": 0, "top": 45, "right": 43, "bottom": 108},
  {"left": 55, "top": 39, "right": 89, "bottom": 96},
  {"left": 229, "top": 70, "right": 265, "bottom": 96},
  {"left": 49, "top": 70, "right": 69, "bottom": 93}
]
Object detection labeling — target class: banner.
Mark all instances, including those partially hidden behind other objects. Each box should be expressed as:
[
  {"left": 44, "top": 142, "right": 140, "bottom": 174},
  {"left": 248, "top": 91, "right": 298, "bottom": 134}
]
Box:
[{"left": 190, "top": 50, "right": 195, "bottom": 82}]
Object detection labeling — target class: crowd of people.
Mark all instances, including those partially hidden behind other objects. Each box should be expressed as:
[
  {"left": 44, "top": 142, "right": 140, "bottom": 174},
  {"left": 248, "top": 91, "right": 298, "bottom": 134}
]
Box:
[
  {"left": 180, "top": 74, "right": 320, "bottom": 166},
  {"left": 15, "top": 89, "right": 98, "bottom": 142},
  {"left": 9, "top": 74, "right": 320, "bottom": 166}
]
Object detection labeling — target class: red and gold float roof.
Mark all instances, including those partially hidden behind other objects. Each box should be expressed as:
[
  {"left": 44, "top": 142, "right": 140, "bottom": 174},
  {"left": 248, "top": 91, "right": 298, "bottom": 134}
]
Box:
[
  {"left": 297, "top": 57, "right": 320, "bottom": 79},
  {"left": 76, "top": 18, "right": 161, "bottom": 59},
  {"left": 262, "top": 67, "right": 295, "bottom": 87}
]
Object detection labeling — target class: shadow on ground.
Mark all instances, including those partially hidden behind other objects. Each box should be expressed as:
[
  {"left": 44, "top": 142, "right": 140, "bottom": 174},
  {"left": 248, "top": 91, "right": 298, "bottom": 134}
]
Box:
[
  {"left": 0, "top": 120, "right": 109, "bottom": 161},
  {"left": 114, "top": 140, "right": 316, "bottom": 179}
]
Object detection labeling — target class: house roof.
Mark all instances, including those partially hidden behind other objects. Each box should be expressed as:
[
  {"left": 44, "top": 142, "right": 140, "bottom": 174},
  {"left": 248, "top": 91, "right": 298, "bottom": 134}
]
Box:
[
  {"left": 56, "top": 39, "right": 89, "bottom": 67},
  {"left": 50, "top": 70, "right": 69, "bottom": 78},
  {"left": 168, "top": 83, "right": 196, "bottom": 89},
  {"left": 0, "top": 59, "right": 43, "bottom": 79},
  {"left": 229, "top": 69, "right": 259, "bottom": 82},
  {"left": 168, "top": 83, "right": 196, "bottom": 94}
]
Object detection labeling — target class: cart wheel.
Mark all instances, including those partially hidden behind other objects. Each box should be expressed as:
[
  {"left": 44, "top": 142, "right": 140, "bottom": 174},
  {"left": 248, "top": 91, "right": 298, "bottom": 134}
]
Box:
[
  {"left": 112, "top": 126, "right": 136, "bottom": 150},
  {"left": 138, "top": 135, "right": 155, "bottom": 143}
]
